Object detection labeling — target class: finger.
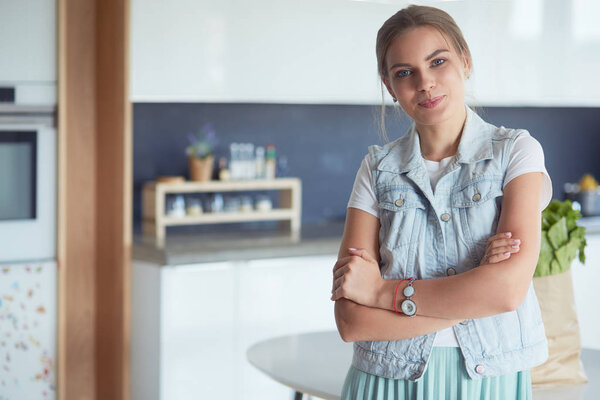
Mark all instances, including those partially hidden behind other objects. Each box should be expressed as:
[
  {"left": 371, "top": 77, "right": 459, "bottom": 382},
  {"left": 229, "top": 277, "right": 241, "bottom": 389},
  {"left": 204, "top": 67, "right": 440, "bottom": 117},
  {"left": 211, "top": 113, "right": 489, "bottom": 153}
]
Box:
[
  {"left": 332, "top": 255, "right": 355, "bottom": 273},
  {"left": 488, "top": 244, "right": 520, "bottom": 257},
  {"left": 487, "top": 238, "right": 521, "bottom": 251},
  {"left": 485, "top": 247, "right": 519, "bottom": 264},
  {"left": 333, "top": 265, "right": 349, "bottom": 280},
  {"left": 348, "top": 248, "right": 377, "bottom": 263},
  {"left": 331, "top": 275, "right": 344, "bottom": 294},
  {"left": 487, "top": 252, "right": 511, "bottom": 264},
  {"left": 487, "top": 232, "right": 512, "bottom": 243},
  {"left": 486, "top": 232, "right": 512, "bottom": 249},
  {"left": 331, "top": 284, "right": 345, "bottom": 301}
]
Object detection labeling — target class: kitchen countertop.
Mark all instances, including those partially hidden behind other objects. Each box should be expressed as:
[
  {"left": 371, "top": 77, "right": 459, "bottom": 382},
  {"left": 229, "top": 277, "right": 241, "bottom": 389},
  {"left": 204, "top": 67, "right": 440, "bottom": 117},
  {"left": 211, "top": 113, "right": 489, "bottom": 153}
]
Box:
[
  {"left": 132, "top": 220, "right": 345, "bottom": 265},
  {"left": 132, "top": 216, "right": 600, "bottom": 266}
]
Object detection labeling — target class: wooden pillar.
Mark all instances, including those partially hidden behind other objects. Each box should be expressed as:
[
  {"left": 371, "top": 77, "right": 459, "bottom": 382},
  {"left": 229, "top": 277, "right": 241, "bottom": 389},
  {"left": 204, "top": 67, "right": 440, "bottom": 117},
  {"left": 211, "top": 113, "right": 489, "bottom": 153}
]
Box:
[{"left": 57, "top": 0, "right": 131, "bottom": 398}]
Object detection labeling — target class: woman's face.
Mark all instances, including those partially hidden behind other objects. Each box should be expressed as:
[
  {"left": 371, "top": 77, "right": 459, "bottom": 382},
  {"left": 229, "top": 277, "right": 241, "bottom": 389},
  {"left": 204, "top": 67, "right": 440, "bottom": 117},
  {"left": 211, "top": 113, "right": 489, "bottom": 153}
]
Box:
[{"left": 383, "top": 25, "right": 470, "bottom": 127}]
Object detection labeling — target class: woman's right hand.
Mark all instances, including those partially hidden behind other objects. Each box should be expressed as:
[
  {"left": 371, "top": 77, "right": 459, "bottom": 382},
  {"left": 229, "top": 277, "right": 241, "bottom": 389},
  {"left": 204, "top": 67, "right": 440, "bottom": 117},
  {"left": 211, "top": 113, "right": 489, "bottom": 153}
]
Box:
[{"left": 480, "top": 232, "right": 521, "bottom": 266}]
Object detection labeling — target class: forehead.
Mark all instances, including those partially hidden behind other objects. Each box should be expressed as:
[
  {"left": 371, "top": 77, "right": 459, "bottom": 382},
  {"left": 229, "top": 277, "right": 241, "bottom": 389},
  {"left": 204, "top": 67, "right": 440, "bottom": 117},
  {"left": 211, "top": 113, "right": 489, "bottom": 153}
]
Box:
[{"left": 386, "top": 25, "right": 453, "bottom": 63}]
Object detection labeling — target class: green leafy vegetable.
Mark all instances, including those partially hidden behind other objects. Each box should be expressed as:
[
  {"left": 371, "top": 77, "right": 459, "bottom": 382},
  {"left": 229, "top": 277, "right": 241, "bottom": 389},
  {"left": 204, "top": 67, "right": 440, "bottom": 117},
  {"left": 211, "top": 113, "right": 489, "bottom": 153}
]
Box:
[{"left": 535, "top": 200, "right": 587, "bottom": 277}]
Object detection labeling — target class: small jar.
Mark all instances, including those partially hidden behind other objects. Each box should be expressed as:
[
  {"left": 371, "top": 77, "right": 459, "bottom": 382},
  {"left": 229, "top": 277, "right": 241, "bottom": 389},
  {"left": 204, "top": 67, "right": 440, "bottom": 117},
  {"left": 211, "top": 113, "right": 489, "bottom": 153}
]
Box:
[
  {"left": 186, "top": 196, "right": 203, "bottom": 216},
  {"left": 223, "top": 195, "right": 240, "bottom": 213},
  {"left": 255, "top": 195, "right": 272, "bottom": 212},
  {"left": 210, "top": 193, "right": 224, "bottom": 213},
  {"left": 166, "top": 194, "right": 186, "bottom": 218},
  {"left": 239, "top": 196, "right": 254, "bottom": 212}
]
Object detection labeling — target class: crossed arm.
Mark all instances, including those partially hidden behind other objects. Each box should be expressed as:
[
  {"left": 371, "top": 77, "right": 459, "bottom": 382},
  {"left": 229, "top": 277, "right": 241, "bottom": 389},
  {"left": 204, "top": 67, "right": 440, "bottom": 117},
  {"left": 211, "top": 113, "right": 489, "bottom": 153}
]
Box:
[{"left": 333, "top": 172, "right": 544, "bottom": 342}]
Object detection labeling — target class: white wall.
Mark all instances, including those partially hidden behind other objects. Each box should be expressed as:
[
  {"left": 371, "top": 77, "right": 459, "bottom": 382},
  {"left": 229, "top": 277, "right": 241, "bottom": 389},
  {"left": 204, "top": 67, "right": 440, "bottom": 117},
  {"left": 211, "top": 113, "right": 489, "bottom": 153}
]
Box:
[{"left": 130, "top": 0, "right": 600, "bottom": 106}]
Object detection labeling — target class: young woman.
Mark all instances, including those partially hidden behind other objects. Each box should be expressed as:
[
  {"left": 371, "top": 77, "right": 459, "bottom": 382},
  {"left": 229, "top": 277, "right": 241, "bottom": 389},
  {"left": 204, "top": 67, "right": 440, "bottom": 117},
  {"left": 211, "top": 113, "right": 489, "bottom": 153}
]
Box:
[{"left": 330, "top": 5, "right": 552, "bottom": 399}]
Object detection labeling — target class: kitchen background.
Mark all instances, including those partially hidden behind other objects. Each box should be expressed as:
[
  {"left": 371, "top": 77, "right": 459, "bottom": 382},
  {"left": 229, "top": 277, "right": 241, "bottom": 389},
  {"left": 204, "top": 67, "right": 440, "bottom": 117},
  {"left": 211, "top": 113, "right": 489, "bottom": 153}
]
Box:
[
  {"left": 130, "top": 1, "right": 600, "bottom": 399},
  {"left": 133, "top": 104, "right": 600, "bottom": 229},
  {"left": 131, "top": 0, "right": 600, "bottom": 231},
  {"left": 2, "top": 0, "right": 600, "bottom": 399}
]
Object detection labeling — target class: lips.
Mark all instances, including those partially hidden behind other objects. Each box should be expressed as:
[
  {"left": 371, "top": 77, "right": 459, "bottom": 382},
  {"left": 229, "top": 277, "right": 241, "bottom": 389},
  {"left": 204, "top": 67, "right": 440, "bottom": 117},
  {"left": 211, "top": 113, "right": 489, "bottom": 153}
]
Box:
[{"left": 418, "top": 95, "right": 445, "bottom": 109}]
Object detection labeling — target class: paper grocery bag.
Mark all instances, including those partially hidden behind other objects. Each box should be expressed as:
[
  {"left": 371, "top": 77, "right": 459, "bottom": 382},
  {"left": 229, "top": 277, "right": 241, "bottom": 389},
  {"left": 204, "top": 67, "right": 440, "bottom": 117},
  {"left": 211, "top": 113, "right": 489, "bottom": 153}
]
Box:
[{"left": 531, "top": 269, "right": 588, "bottom": 387}]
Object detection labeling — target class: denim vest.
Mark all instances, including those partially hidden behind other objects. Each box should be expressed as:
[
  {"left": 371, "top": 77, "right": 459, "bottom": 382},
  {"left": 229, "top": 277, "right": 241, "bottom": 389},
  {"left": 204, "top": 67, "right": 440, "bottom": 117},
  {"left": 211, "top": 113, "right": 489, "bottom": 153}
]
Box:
[{"left": 352, "top": 107, "right": 548, "bottom": 381}]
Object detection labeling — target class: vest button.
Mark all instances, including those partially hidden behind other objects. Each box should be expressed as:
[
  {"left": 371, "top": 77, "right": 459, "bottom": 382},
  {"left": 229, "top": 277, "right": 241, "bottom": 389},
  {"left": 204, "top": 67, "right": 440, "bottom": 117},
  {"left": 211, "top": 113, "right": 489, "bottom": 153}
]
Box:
[
  {"left": 440, "top": 213, "right": 451, "bottom": 222},
  {"left": 446, "top": 267, "right": 456, "bottom": 276},
  {"left": 395, "top": 198, "right": 404, "bottom": 207},
  {"left": 475, "top": 364, "right": 485, "bottom": 374},
  {"left": 472, "top": 193, "right": 481, "bottom": 202}
]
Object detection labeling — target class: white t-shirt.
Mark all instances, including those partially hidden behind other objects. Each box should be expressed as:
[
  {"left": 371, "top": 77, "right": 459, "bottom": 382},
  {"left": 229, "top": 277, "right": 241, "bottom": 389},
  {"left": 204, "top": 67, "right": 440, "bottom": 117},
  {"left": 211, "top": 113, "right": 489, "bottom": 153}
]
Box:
[{"left": 347, "top": 134, "right": 553, "bottom": 347}]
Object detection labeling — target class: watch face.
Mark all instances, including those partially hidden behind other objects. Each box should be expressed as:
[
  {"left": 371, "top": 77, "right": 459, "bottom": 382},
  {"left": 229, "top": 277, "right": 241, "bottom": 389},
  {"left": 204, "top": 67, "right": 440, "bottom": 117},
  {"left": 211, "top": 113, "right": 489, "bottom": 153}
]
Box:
[
  {"left": 403, "top": 285, "right": 415, "bottom": 297},
  {"left": 401, "top": 299, "right": 417, "bottom": 316}
]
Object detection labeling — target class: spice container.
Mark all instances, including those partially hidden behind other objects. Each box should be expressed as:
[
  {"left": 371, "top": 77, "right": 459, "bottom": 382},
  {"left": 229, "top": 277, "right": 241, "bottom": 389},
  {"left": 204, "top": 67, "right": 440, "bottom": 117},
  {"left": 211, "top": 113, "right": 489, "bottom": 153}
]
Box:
[
  {"left": 223, "top": 196, "right": 241, "bottom": 213},
  {"left": 239, "top": 196, "right": 254, "bottom": 212},
  {"left": 210, "top": 193, "right": 224, "bottom": 213},
  {"left": 255, "top": 195, "right": 273, "bottom": 211},
  {"left": 186, "top": 196, "right": 203, "bottom": 216},
  {"left": 166, "top": 194, "right": 186, "bottom": 218}
]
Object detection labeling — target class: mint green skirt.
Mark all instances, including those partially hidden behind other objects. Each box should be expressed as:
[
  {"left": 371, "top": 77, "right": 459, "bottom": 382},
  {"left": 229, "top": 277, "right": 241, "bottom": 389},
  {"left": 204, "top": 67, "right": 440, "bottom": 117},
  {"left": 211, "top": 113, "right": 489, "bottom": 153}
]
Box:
[{"left": 341, "top": 347, "right": 532, "bottom": 400}]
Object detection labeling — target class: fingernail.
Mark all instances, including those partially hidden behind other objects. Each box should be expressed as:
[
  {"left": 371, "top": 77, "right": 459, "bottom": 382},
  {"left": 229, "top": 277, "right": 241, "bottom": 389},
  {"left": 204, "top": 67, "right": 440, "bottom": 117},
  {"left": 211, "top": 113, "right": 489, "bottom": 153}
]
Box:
[
  {"left": 504, "top": 232, "right": 512, "bottom": 237},
  {"left": 513, "top": 239, "right": 520, "bottom": 244},
  {"left": 504, "top": 252, "right": 510, "bottom": 256},
  {"left": 349, "top": 247, "right": 357, "bottom": 251},
  {"left": 512, "top": 244, "right": 519, "bottom": 248}
]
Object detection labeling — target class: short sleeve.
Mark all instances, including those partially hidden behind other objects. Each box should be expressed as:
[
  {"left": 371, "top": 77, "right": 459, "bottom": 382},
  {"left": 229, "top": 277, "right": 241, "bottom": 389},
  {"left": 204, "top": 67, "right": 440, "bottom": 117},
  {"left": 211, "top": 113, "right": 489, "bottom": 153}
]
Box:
[
  {"left": 347, "top": 155, "right": 379, "bottom": 218},
  {"left": 503, "top": 134, "right": 553, "bottom": 212}
]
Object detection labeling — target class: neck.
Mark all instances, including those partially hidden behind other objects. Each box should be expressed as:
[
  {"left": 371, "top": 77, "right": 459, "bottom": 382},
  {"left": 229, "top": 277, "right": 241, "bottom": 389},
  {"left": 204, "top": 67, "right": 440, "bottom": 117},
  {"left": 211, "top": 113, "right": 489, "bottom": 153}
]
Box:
[{"left": 415, "top": 106, "right": 467, "bottom": 162}]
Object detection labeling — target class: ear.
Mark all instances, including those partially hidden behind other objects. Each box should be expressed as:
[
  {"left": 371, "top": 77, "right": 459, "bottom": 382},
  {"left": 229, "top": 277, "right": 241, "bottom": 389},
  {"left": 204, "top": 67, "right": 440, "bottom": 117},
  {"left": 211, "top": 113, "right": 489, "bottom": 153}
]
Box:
[
  {"left": 382, "top": 76, "right": 396, "bottom": 100},
  {"left": 462, "top": 55, "right": 472, "bottom": 79}
]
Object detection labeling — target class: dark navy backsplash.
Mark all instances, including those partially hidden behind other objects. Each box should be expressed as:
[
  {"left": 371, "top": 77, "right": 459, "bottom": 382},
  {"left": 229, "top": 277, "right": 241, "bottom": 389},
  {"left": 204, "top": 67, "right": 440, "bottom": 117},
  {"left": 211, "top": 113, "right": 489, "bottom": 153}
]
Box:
[{"left": 133, "top": 103, "right": 600, "bottom": 232}]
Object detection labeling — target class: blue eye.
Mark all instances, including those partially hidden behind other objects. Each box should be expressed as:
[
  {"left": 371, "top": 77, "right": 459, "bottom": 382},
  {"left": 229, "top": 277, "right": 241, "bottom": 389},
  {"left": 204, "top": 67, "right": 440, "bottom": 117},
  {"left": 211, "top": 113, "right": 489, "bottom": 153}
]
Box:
[
  {"left": 396, "top": 70, "right": 411, "bottom": 78},
  {"left": 432, "top": 58, "right": 446, "bottom": 66}
]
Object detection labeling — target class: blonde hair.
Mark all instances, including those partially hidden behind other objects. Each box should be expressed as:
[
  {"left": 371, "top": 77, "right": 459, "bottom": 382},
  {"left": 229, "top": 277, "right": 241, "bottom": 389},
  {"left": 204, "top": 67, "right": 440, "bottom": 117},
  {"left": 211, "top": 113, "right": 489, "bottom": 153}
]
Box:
[{"left": 375, "top": 5, "right": 473, "bottom": 142}]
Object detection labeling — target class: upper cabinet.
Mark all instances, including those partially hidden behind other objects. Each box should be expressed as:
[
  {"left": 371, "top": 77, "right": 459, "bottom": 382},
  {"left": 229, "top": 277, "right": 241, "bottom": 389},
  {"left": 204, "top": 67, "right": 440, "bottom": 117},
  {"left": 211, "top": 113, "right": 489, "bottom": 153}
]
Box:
[
  {"left": 130, "top": 0, "right": 600, "bottom": 106},
  {"left": 0, "top": 0, "right": 57, "bottom": 104}
]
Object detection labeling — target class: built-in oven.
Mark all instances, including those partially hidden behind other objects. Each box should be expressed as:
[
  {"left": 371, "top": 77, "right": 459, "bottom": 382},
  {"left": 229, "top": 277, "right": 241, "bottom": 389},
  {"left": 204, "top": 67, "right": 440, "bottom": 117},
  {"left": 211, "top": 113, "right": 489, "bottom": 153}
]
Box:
[{"left": 0, "top": 105, "right": 56, "bottom": 262}]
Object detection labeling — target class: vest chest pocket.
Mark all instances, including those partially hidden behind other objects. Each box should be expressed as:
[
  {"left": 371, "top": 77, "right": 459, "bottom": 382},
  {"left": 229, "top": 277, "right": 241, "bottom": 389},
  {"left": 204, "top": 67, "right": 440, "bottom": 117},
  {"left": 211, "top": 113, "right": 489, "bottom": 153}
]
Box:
[
  {"left": 377, "top": 187, "right": 427, "bottom": 250},
  {"left": 453, "top": 178, "right": 503, "bottom": 247}
]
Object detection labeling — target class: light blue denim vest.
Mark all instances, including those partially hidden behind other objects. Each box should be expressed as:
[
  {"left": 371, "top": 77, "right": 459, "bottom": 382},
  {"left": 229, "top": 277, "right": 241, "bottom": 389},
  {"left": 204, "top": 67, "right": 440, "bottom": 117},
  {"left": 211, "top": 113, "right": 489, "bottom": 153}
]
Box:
[{"left": 352, "top": 107, "right": 548, "bottom": 381}]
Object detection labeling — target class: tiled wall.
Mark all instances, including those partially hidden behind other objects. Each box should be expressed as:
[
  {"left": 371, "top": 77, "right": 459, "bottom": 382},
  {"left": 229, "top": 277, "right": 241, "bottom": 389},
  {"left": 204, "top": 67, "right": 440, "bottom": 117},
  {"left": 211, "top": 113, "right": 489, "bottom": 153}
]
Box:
[{"left": 133, "top": 103, "right": 600, "bottom": 232}]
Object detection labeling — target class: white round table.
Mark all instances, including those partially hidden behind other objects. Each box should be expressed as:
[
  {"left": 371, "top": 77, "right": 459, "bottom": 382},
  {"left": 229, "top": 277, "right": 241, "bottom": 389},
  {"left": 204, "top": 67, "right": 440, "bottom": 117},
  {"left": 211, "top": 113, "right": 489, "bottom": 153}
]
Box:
[{"left": 247, "top": 330, "right": 600, "bottom": 400}]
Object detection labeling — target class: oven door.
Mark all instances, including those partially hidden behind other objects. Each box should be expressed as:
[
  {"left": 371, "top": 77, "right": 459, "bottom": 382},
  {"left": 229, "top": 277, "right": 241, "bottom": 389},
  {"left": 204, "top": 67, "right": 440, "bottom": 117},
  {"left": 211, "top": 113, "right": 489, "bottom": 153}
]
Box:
[{"left": 0, "top": 124, "right": 56, "bottom": 262}]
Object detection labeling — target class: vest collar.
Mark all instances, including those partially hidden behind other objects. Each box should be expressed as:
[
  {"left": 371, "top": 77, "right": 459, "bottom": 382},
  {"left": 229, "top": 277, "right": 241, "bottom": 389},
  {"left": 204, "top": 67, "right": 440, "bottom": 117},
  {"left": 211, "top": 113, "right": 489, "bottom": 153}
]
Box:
[{"left": 377, "top": 106, "right": 495, "bottom": 174}]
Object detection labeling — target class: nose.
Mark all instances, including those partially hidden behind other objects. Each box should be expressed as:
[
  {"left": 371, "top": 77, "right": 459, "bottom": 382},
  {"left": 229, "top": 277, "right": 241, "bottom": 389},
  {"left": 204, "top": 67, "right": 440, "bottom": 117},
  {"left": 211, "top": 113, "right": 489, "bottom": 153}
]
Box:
[{"left": 416, "top": 69, "right": 436, "bottom": 92}]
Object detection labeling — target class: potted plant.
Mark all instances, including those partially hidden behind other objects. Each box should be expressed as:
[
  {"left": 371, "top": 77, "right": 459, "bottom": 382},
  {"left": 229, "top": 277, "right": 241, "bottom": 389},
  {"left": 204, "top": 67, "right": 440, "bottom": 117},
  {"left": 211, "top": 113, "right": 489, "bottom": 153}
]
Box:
[
  {"left": 531, "top": 199, "right": 588, "bottom": 387},
  {"left": 186, "top": 123, "right": 218, "bottom": 182}
]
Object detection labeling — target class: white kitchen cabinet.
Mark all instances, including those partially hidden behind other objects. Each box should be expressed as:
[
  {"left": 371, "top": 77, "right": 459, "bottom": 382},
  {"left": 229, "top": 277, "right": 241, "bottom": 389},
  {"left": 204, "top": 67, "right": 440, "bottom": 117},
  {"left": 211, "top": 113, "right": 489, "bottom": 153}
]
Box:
[
  {"left": 161, "top": 262, "right": 238, "bottom": 400},
  {"left": 0, "top": 0, "right": 57, "bottom": 104},
  {"left": 238, "top": 255, "right": 337, "bottom": 400},
  {"left": 131, "top": 254, "right": 338, "bottom": 400},
  {"left": 131, "top": 0, "right": 600, "bottom": 106},
  {"left": 571, "top": 233, "right": 600, "bottom": 350}
]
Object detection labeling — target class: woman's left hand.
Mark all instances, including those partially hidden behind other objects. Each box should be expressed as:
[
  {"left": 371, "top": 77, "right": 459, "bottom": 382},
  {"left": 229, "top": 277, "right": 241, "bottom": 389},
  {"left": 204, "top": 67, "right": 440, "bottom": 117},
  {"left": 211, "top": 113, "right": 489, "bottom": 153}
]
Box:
[{"left": 331, "top": 248, "right": 383, "bottom": 307}]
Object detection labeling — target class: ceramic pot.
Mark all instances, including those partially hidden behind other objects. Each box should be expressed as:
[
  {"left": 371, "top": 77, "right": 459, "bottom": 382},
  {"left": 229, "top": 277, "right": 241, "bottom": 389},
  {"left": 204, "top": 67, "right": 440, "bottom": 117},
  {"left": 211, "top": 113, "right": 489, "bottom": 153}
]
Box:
[{"left": 188, "top": 155, "right": 214, "bottom": 182}]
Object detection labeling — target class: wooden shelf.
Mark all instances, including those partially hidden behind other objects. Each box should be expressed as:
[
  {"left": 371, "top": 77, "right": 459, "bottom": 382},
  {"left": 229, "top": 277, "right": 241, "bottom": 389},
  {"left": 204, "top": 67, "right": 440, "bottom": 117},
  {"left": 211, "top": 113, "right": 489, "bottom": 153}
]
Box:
[
  {"left": 145, "top": 178, "right": 301, "bottom": 193},
  {"left": 162, "top": 209, "right": 296, "bottom": 225},
  {"left": 142, "top": 178, "right": 302, "bottom": 247}
]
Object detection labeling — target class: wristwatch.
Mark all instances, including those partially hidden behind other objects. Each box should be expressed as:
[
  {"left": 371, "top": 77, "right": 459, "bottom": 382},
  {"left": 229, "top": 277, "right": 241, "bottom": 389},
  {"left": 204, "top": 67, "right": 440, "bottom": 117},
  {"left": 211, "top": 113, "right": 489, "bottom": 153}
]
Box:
[{"left": 401, "top": 278, "right": 417, "bottom": 317}]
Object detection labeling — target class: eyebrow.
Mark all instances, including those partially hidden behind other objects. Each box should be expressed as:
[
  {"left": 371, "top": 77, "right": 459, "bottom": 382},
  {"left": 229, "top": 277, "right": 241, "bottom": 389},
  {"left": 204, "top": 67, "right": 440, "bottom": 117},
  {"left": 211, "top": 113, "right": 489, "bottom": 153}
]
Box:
[{"left": 389, "top": 49, "right": 449, "bottom": 70}]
